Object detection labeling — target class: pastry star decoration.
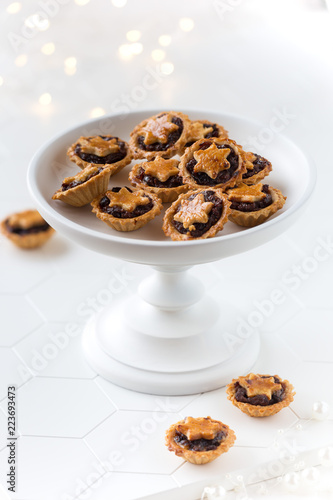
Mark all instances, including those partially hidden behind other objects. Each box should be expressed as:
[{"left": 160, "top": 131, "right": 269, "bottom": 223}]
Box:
[
  {"left": 238, "top": 373, "right": 282, "bottom": 399},
  {"left": 144, "top": 158, "right": 179, "bottom": 182},
  {"left": 108, "top": 188, "right": 149, "bottom": 212},
  {"left": 228, "top": 183, "right": 266, "bottom": 203},
  {"left": 177, "top": 417, "right": 222, "bottom": 441},
  {"left": 190, "top": 122, "right": 213, "bottom": 141},
  {"left": 79, "top": 136, "right": 120, "bottom": 156},
  {"left": 193, "top": 143, "right": 231, "bottom": 179},
  {"left": 173, "top": 194, "right": 214, "bottom": 232},
  {"left": 8, "top": 210, "right": 45, "bottom": 230},
  {"left": 142, "top": 115, "right": 179, "bottom": 145}
]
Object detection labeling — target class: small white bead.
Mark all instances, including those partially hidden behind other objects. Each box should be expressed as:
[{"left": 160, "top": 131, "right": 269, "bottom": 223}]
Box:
[
  {"left": 283, "top": 472, "right": 300, "bottom": 491},
  {"left": 312, "top": 401, "right": 330, "bottom": 420},
  {"left": 318, "top": 447, "right": 333, "bottom": 467},
  {"left": 301, "top": 467, "right": 320, "bottom": 485}
]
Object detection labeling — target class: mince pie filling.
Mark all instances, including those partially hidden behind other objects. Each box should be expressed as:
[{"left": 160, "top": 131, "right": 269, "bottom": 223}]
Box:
[
  {"left": 234, "top": 375, "right": 286, "bottom": 406},
  {"left": 74, "top": 136, "right": 127, "bottom": 164},
  {"left": 137, "top": 114, "right": 183, "bottom": 152},
  {"left": 99, "top": 187, "right": 154, "bottom": 219},
  {"left": 61, "top": 167, "right": 104, "bottom": 191},
  {"left": 174, "top": 429, "right": 226, "bottom": 452},
  {"left": 173, "top": 190, "right": 223, "bottom": 238},
  {"left": 5, "top": 220, "right": 50, "bottom": 235},
  {"left": 243, "top": 154, "right": 271, "bottom": 179},
  {"left": 135, "top": 166, "right": 184, "bottom": 188},
  {"left": 186, "top": 141, "right": 239, "bottom": 186},
  {"left": 230, "top": 184, "right": 272, "bottom": 212},
  {"left": 185, "top": 123, "right": 220, "bottom": 148}
]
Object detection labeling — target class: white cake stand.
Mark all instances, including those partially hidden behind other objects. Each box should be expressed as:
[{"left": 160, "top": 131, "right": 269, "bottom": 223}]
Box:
[{"left": 27, "top": 110, "right": 316, "bottom": 395}]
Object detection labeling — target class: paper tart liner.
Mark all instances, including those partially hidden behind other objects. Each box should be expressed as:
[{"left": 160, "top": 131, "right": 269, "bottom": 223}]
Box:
[
  {"left": 129, "top": 111, "right": 191, "bottom": 160},
  {"left": 226, "top": 374, "right": 296, "bottom": 417},
  {"left": 228, "top": 187, "right": 286, "bottom": 227},
  {"left": 1, "top": 211, "right": 55, "bottom": 249},
  {"left": 67, "top": 137, "right": 132, "bottom": 174},
  {"left": 91, "top": 189, "right": 162, "bottom": 232},
  {"left": 129, "top": 162, "right": 190, "bottom": 203},
  {"left": 162, "top": 187, "right": 231, "bottom": 241},
  {"left": 52, "top": 166, "right": 111, "bottom": 207},
  {"left": 165, "top": 418, "right": 236, "bottom": 465},
  {"left": 179, "top": 138, "right": 246, "bottom": 191}
]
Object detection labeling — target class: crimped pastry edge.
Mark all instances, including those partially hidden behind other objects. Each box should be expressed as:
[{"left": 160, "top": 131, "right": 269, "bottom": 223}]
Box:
[
  {"left": 226, "top": 374, "right": 296, "bottom": 417},
  {"left": 165, "top": 418, "right": 236, "bottom": 464},
  {"left": 228, "top": 186, "right": 286, "bottom": 227},
  {"left": 91, "top": 189, "right": 162, "bottom": 232},
  {"left": 162, "top": 187, "right": 231, "bottom": 241}
]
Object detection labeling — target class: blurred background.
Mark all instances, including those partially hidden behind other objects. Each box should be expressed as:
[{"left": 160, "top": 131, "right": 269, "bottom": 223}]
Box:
[{"left": 0, "top": 0, "right": 332, "bottom": 210}]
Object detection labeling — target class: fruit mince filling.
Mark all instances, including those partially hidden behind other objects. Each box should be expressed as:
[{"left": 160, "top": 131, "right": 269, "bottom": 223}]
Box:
[
  {"left": 234, "top": 376, "right": 286, "bottom": 406},
  {"left": 137, "top": 114, "right": 183, "bottom": 152},
  {"left": 185, "top": 123, "right": 220, "bottom": 148},
  {"left": 75, "top": 136, "right": 126, "bottom": 164},
  {"left": 136, "top": 166, "right": 184, "bottom": 188},
  {"left": 6, "top": 220, "right": 50, "bottom": 235},
  {"left": 243, "top": 154, "right": 271, "bottom": 179},
  {"left": 174, "top": 430, "right": 226, "bottom": 452},
  {"left": 61, "top": 167, "right": 104, "bottom": 191},
  {"left": 230, "top": 184, "right": 272, "bottom": 212},
  {"left": 99, "top": 188, "right": 153, "bottom": 219},
  {"left": 173, "top": 190, "right": 223, "bottom": 238},
  {"left": 186, "top": 141, "right": 239, "bottom": 186}
]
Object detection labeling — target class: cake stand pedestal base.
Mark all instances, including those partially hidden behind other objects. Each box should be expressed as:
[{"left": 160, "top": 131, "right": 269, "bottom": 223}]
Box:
[{"left": 82, "top": 267, "right": 260, "bottom": 395}]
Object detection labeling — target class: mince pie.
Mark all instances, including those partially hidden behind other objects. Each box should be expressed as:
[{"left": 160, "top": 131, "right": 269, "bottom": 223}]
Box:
[
  {"left": 166, "top": 416, "right": 236, "bottom": 465},
  {"left": 129, "top": 157, "right": 189, "bottom": 203},
  {"left": 183, "top": 119, "right": 229, "bottom": 151},
  {"left": 163, "top": 188, "right": 230, "bottom": 241},
  {"left": 1, "top": 209, "right": 55, "bottom": 249},
  {"left": 226, "top": 373, "right": 295, "bottom": 417},
  {"left": 52, "top": 165, "right": 111, "bottom": 207},
  {"left": 129, "top": 111, "right": 191, "bottom": 160},
  {"left": 241, "top": 151, "right": 272, "bottom": 185},
  {"left": 179, "top": 138, "right": 246, "bottom": 191},
  {"left": 227, "top": 183, "right": 286, "bottom": 227},
  {"left": 91, "top": 186, "right": 162, "bottom": 232},
  {"left": 67, "top": 135, "right": 132, "bottom": 174}
]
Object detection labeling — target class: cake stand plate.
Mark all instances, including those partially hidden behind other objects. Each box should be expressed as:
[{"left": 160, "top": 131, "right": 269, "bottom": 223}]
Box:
[{"left": 27, "top": 109, "right": 316, "bottom": 395}]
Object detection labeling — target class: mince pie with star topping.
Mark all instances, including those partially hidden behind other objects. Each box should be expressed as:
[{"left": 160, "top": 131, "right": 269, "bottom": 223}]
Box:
[
  {"left": 166, "top": 416, "right": 236, "bottom": 465},
  {"left": 241, "top": 151, "right": 272, "bottom": 185},
  {"left": 179, "top": 138, "right": 246, "bottom": 191},
  {"left": 91, "top": 186, "right": 162, "bottom": 232},
  {"left": 129, "top": 111, "right": 191, "bottom": 160},
  {"left": 183, "top": 119, "right": 229, "bottom": 151},
  {"left": 163, "top": 187, "right": 230, "bottom": 241},
  {"left": 226, "top": 373, "right": 295, "bottom": 417},
  {"left": 52, "top": 165, "right": 111, "bottom": 207},
  {"left": 227, "top": 183, "right": 286, "bottom": 227},
  {"left": 67, "top": 135, "right": 132, "bottom": 174},
  {"left": 129, "top": 157, "right": 189, "bottom": 203},
  {"left": 1, "top": 209, "right": 55, "bottom": 249}
]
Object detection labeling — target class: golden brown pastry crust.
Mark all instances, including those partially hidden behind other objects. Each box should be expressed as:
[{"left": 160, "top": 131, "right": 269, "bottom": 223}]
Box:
[
  {"left": 241, "top": 151, "right": 272, "bottom": 185},
  {"left": 91, "top": 188, "right": 162, "bottom": 232},
  {"left": 165, "top": 416, "right": 236, "bottom": 465},
  {"left": 226, "top": 373, "right": 295, "bottom": 417},
  {"left": 129, "top": 111, "right": 191, "bottom": 160},
  {"left": 179, "top": 138, "right": 246, "bottom": 191},
  {"left": 0, "top": 210, "right": 55, "bottom": 249},
  {"left": 180, "top": 119, "right": 229, "bottom": 154},
  {"left": 52, "top": 166, "right": 111, "bottom": 207},
  {"left": 162, "top": 188, "right": 231, "bottom": 241},
  {"left": 228, "top": 185, "right": 286, "bottom": 227},
  {"left": 67, "top": 135, "right": 132, "bottom": 174},
  {"left": 129, "top": 158, "right": 189, "bottom": 203}
]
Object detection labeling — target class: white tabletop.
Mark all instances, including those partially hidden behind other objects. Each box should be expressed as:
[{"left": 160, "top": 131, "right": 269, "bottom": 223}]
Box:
[{"left": 1, "top": 1, "right": 333, "bottom": 499}]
